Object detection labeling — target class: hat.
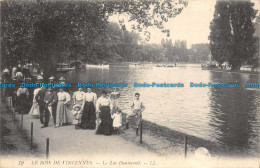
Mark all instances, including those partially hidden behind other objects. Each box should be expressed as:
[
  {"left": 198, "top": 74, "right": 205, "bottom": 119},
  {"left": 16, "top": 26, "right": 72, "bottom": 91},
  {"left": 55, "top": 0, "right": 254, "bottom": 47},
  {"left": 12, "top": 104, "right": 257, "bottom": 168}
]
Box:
[
  {"left": 49, "top": 76, "right": 55, "bottom": 80},
  {"left": 73, "top": 104, "right": 81, "bottom": 110},
  {"left": 37, "top": 75, "right": 43, "bottom": 80},
  {"left": 12, "top": 67, "right": 17, "bottom": 71},
  {"left": 3, "top": 69, "right": 9, "bottom": 73},
  {"left": 59, "top": 77, "right": 65, "bottom": 81}
]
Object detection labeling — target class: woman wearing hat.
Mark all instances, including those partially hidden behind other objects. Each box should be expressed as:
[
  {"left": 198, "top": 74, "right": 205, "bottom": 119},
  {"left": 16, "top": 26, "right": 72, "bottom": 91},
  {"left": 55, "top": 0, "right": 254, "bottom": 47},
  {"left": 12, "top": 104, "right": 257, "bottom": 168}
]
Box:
[
  {"left": 29, "top": 85, "right": 41, "bottom": 118},
  {"left": 29, "top": 76, "right": 43, "bottom": 118},
  {"left": 16, "top": 83, "right": 29, "bottom": 114},
  {"left": 56, "top": 87, "right": 73, "bottom": 127},
  {"left": 96, "top": 90, "right": 113, "bottom": 135},
  {"left": 110, "top": 88, "right": 121, "bottom": 114}
]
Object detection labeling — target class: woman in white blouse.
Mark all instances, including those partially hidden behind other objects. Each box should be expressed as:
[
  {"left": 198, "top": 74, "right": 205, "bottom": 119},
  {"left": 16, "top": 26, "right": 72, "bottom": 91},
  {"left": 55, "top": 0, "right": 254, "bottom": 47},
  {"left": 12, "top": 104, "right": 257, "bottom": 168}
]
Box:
[
  {"left": 29, "top": 85, "right": 41, "bottom": 118},
  {"left": 72, "top": 87, "right": 85, "bottom": 106},
  {"left": 96, "top": 90, "right": 113, "bottom": 135},
  {"left": 80, "top": 88, "right": 97, "bottom": 129},
  {"left": 56, "top": 87, "right": 73, "bottom": 127}
]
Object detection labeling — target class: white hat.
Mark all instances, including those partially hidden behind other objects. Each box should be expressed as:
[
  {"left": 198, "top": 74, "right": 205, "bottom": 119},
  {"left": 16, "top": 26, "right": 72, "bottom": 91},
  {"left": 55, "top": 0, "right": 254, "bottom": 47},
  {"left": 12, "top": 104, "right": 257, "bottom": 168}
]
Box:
[
  {"left": 16, "top": 72, "right": 23, "bottom": 77},
  {"left": 3, "top": 69, "right": 9, "bottom": 73},
  {"left": 59, "top": 76, "right": 65, "bottom": 81},
  {"left": 37, "top": 76, "right": 43, "bottom": 80},
  {"left": 49, "top": 76, "right": 55, "bottom": 80}
]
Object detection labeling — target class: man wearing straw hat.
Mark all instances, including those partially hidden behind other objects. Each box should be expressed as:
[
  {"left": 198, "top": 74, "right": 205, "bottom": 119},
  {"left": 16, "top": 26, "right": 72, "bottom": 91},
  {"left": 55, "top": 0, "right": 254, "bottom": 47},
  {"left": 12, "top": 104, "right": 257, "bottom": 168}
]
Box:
[
  {"left": 43, "top": 87, "right": 58, "bottom": 128},
  {"left": 35, "top": 84, "right": 47, "bottom": 126}
]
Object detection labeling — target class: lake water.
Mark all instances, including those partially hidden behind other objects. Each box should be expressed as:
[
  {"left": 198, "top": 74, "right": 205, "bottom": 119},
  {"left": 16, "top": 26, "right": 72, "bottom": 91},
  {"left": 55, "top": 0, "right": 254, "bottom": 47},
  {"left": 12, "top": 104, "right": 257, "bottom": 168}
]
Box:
[{"left": 63, "top": 64, "right": 259, "bottom": 155}]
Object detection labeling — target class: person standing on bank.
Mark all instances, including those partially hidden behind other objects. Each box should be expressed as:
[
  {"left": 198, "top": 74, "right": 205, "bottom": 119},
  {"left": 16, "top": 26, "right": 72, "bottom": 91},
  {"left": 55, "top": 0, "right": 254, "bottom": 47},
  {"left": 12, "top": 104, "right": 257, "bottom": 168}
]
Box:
[
  {"left": 124, "top": 93, "right": 145, "bottom": 131},
  {"left": 16, "top": 83, "right": 29, "bottom": 114},
  {"left": 35, "top": 85, "right": 47, "bottom": 126},
  {"left": 49, "top": 76, "right": 55, "bottom": 84},
  {"left": 42, "top": 87, "right": 58, "bottom": 128},
  {"left": 110, "top": 88, "right": 120, "bottom": 114},
  {"left": 56, "top": 87, "right": 73, "bottom": 127},
  {"left": 48, "top": 76, "right": 58, "bottom": 121},
  {"left": 29, "top": 78, "right": 42, "bottom": 118},
  {"left": 73, "top": 87, "right": 85, "bottom": 106},
  {"left": 80, "top": 88, "right": 97, "bottom": 129},
  {"left": 96, "top": 90, "right": 113, "bottom": 135}
]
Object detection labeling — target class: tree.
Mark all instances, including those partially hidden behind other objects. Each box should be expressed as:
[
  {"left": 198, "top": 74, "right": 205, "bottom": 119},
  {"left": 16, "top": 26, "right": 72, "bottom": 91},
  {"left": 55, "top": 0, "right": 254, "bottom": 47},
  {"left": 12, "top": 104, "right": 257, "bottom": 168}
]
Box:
[
  {"left": 174, "top": 40, "right": 188, "bottom": 62},
  {"left": 249, "top": 15, "right": 260, "bottom": 67},
  {"left": 190, "top": 43, "right": 210, "bottom": 62},
  {"left": 1, "top": 0, "right": 188, "bottom": 80},
  {"left": 209, "top": 0, "right": 257, "bottom": 70}
]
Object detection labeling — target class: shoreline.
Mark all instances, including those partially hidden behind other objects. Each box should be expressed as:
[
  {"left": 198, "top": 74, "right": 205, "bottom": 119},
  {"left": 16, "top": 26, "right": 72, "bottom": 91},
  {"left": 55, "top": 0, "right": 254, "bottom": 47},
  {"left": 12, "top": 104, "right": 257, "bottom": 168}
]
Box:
[
  {"left": 202, "top": 68, "right": 259, "bottom": 75},
  {"left": 120, "top": 113, "right": 258, "bottom": 158}
]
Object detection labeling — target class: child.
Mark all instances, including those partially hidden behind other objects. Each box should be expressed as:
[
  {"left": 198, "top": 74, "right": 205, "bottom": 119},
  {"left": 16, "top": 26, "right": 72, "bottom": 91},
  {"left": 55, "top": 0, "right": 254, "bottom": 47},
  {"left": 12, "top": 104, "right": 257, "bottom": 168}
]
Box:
[
  {"left": 96, "top": 117, "right": 101, "bottom": 131},
  {"left": 111, "top": 107, "right": 122, "bottom": 134},
  {"left": 71, "top": 104, "right": 82, "bottom": 129}
]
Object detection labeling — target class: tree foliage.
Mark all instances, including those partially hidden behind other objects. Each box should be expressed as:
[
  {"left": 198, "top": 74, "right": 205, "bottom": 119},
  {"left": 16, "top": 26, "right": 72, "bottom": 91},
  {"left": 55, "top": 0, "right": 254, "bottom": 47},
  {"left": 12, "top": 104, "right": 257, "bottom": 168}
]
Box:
[
  {"left": 209, "top": 0, "right": 258, "bottom": 69},
  {"left": 161, "top": 39, "right": 189, "bottom": 62},
  {"left": 190, "top": 43, "right": 210, "bottom": 62},
  {"left": 1, "top": 0, "right": 188, "bottom": 75}
]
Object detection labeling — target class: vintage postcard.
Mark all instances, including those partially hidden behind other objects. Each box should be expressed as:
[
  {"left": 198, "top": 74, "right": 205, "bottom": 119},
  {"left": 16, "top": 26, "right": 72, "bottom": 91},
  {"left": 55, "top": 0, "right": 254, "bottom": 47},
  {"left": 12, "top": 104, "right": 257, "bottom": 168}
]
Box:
[{"left": 0, "top": 0, "right": 259, "bottom": 167}]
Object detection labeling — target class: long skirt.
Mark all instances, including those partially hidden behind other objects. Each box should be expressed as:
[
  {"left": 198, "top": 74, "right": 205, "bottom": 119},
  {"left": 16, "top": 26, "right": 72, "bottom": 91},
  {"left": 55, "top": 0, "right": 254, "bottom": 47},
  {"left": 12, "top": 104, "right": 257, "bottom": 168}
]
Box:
[
  {"left": 16, "top": 94, "right": 28, "bottom": 114},
  {"left": 56, "top": 101, "right": 74, "bottom": 126},
  {"left": 96, "top": 106, "right": 113, "bottom": 135},
  {"left": 80, "top": 101, "right": 96, "bottom": 129},
  {"left": 29, "top": 102, "right": 40, "bottom": 117}
]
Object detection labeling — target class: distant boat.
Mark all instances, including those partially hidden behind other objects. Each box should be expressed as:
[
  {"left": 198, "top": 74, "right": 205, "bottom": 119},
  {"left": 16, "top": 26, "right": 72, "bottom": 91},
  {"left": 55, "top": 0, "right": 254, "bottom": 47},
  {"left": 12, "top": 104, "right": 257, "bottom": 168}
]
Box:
[
  {"left": 57, "top": 63, "right": 75, "bottom": 72},
  {"left": 153, "top": 64, "right": 176, "bottom": 69},
  {"left": 129, "top": 62, "right": 144, "bottom": 67},
  {"left": 86, "top": 64, "right": 109, "bottom": 69}
]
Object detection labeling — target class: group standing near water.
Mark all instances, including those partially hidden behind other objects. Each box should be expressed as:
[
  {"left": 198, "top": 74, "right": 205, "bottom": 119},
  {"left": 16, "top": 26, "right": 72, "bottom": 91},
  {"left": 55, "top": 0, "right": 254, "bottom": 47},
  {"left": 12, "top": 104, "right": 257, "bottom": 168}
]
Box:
[{"left": 1, "top": 67, "right": 145, "bottom": 136}]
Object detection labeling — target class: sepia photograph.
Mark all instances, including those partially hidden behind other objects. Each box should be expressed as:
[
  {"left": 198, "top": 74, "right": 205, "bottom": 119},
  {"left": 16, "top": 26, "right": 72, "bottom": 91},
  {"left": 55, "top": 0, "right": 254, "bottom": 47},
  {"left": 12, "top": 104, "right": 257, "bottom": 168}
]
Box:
[{"left": 0, "top": 0, "right": 259, "bottom": 167}]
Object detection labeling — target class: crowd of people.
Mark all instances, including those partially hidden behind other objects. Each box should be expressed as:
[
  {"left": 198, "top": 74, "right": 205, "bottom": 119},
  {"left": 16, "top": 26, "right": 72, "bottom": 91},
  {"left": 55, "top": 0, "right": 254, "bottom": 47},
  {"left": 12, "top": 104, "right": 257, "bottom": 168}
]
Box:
[{"left": 1, "top": 66, "right": 145, "bottom": 136}]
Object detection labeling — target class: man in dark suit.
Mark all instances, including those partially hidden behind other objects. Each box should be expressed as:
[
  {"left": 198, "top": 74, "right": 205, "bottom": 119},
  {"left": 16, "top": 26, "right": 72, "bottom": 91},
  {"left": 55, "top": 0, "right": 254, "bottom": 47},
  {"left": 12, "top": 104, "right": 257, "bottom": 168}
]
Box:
[
  {"left": 35, "top": 86, "right": 47, "bottom": 127},
  {"left": 43, "top": 87, "right": 58, "bottom": 127}
]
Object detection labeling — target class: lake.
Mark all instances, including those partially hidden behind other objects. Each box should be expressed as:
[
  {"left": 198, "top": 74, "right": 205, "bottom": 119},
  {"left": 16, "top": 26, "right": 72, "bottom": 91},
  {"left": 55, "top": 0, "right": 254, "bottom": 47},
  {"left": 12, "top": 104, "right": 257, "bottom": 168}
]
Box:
[{"left": 63, "top": 63, "right": 259, "bottom": 155}]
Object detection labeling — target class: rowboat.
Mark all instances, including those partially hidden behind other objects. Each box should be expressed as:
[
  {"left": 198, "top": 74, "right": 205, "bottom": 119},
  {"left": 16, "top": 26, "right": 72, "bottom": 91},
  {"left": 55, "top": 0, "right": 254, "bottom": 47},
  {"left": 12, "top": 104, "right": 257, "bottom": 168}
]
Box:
[{"left": 85, "top": 64, "right": 110, "bottom": 69}]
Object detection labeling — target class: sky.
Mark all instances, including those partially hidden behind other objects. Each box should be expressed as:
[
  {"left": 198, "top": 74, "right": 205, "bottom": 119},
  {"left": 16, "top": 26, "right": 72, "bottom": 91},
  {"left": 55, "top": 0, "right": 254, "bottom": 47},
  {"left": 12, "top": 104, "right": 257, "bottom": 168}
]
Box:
[{"left": 110, "top": 0, "right": 260, "bottom": 48}]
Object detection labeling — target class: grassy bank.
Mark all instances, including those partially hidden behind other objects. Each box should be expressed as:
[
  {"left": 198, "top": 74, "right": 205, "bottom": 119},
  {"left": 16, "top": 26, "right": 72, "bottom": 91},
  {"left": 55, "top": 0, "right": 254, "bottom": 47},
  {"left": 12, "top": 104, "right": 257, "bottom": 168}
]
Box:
[
  {"left": 0, "top": 99, "right": 42, "bottom": 157},
  {"left": 120, "top": 113, "right": 257, "bottom": 158}
]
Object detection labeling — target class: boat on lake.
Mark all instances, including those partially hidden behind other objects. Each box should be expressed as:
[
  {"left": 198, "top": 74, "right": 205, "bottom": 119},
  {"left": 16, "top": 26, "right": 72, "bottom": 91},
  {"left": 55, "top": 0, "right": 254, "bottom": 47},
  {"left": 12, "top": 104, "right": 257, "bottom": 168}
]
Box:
[
  {"left": 57, "top": 63, "right": 75, "bottom": 72},
  {"left": 85, "top": 64, "right": 109, "bottom": 69},
  {"left": 129, "top": 62, "right": 145, "bottom": 67},
  {"left": 153, "top": 64, "right": 176, "bottom": 70}
]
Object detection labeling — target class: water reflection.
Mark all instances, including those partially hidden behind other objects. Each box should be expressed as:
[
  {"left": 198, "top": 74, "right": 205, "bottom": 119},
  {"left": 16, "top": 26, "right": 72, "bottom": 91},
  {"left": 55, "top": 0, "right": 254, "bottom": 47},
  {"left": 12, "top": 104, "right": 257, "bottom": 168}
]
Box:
[{"left": 63, "top": 65, "right": 259, "bottom": 155}]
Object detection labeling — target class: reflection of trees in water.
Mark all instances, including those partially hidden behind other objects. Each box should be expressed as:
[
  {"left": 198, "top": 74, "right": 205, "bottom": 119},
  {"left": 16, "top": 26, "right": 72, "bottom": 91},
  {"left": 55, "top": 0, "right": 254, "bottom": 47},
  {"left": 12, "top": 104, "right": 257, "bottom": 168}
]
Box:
[{"left": 208, "top": 72, "right": 259, "bottom": 155}]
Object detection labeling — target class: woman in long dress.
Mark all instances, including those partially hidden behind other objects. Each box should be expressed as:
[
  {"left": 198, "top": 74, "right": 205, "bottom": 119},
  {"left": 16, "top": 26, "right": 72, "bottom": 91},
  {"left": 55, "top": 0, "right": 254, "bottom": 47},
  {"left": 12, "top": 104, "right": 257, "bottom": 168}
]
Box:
[
  {"left": 96, "top": 90, "right": 113, "bottom": 135},
  {"left": 80, "top": 88, "right": 97, "bottom": 129},
  {"left": 56, "top": 87, "right": 74, "bottom": 127},
  {"left": 29, "top": 86, "right": 41, "bottom": 118},
  {"left": 16, "top": 85, "right": 29, "bottom": 114},
  {"left": 110, "top": 88, "right": 120, "bottom": 114}
]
